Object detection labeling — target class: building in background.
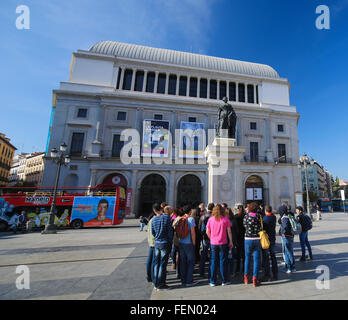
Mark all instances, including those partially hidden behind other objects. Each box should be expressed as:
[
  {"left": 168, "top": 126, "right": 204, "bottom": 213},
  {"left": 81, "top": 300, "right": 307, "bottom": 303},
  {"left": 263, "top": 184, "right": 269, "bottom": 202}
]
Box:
[
  {"left": 24, "top": 152, "right": 45, "bottom": 186},
  {"left": 42, "top": 41, "right": 302, "bottom": 216},
  {"left": 0, "top": 133, "right": 16, "bottom": 187},
  {"left": 8, "top": 152, "right": 45, "bottom": 187},
  {"left": 300, "top": 158, "right": 332, "bottom": 198}
]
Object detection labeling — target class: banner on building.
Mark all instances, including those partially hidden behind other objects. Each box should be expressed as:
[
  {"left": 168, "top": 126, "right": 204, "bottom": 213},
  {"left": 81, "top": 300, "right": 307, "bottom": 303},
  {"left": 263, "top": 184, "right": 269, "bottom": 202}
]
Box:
[
  {"left": 142, "top": 120, "right": 170, "bottom": 157},
  {"left": 179, "top": 121, "right": 205, "bottom": 158}
]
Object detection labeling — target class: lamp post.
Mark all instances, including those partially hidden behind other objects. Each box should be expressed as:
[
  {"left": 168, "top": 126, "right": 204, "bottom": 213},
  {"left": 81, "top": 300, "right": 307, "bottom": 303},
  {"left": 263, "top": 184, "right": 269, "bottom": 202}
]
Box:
[
  {"left": 298, "top": 153, "right": 314, "bottom": 220},
  {"left": 41, "top": 143, "right": 70, "bottom": 234}
]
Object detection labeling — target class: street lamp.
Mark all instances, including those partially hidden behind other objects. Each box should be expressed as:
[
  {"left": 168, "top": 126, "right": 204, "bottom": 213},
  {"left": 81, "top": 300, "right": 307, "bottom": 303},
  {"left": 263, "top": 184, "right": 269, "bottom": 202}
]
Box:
[
  {"left": 298, "top": 153, "right": 315, "bottom": 220},
  {"left": 42, "top": 143, "right": 70, "bottom": 234}
]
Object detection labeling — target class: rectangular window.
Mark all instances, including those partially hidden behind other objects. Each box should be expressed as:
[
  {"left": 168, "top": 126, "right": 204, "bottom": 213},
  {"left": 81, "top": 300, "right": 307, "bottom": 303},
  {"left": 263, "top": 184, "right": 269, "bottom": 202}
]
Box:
[
  {"left": 117, "top": 111, "right": 127, "bottom": 121},
  {"left": 77, "top": 108, "right": 87, "bottom": 118},
  {"left": 278, "top": 144, "right": 286, "bottom": 162},
  {"left": 256, "top": 85, "right": 259, "bottom": 104},
  {"left": 157, "top": 73, "right": 166, "bottom": 94},
  {"left": 70, "top": 133, "right": 84, "bottom": 156},
  {"left": 116, "top": 67, "right": 122, "bottom": 89},
  {"left": 188, "top": 117, "right": 196, "bottom": 122},
  {"left": 154, "top": 114, "right": 163, "bottom": 120},
  {"left": 250, "top": 142, "right": 259, "bottom": 162},
  {"left": 278, "top": 124, "right": 284, "bottom": 132},
  {"left": 189, "top": 77, "right": 198, "bottom": 97},
  {"left": 168, "top": 75, "right": 177, "bottom": 95},
  {"left": 238, "top": 83, "right": 245, "bottom": 102},
  {"left": 247, "top": 84, "right": 254, "bottom": 103},
  {"left": 219, "top": 81, "right": 227, "bottom": 100},
  {"left": 122, "top": 69, "right": 133, "bottom": 90},
  {"left": 179, "top": 76, "right": 187, "bottom": 96},
  {"left": 250, "top": 122, "right": 257, "bottom": 130},
  {"left": 209, "top": 80, "right": 217, "bottom": 99},
  {"left": 135, "top": 71, "right": 144, "bottom": 91},
  {"left": 229, "top": 82, "right": 236, "bottom": 101},
  {"left": 199, "top": 79, "right": 207, "bottom": 98},
  {"left": 112, "top": 134, "right": 124, "bottom": 157},
  {"left": 146, "top": 72, "right": 155, "bottom": 92}
]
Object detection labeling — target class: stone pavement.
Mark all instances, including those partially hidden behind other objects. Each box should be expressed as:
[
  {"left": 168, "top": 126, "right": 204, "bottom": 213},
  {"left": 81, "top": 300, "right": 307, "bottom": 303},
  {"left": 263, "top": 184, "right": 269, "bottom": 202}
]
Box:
[{"left": 0, "top": 212, "right": 347, "bottom": 300}]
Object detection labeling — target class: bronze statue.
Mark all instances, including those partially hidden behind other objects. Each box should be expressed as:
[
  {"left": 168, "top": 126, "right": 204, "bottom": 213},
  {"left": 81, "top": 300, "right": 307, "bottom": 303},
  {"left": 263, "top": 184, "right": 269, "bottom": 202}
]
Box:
[{"left": 216, "top": 97, "right": 237, "bottom": 138}]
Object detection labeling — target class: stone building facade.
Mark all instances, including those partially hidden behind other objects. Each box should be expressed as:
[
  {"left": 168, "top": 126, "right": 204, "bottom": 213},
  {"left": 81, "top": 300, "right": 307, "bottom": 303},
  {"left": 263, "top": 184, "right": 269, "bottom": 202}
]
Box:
[{"left": 42, "top": 41, "right": 302, "bottom": 216}]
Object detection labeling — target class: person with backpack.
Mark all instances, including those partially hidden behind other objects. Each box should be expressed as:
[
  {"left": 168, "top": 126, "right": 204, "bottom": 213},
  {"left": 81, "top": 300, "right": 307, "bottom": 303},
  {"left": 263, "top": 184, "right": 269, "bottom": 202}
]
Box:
[
  {"left": 206, "top": 204, "right": 233, "bottom": 286},
  {"left": 151, "top": 203, "right": 174, "bottom": 290},
  {"left": 296, "top": 206, "right": 313, "bottom": 261},
  {"left": 191, "top": 208, "right": 201, "bottom": 264},
  {"left": 261, "top": 206, "right": 278, "bottom": 281},
  {"left": 174, "top": 205, "right": 197, "bottom": 287},
  {"left": 243, "top": 202, "right": 262, "bottom": 287},
  {"left": 198, "top": 202, "right": 213, "bottom": 278},
  {"left": 226, "top": 208, "right": 238, "bottom": 281},
  {"left": 279, "top": 205, "right": 296, "bottom": 273}
]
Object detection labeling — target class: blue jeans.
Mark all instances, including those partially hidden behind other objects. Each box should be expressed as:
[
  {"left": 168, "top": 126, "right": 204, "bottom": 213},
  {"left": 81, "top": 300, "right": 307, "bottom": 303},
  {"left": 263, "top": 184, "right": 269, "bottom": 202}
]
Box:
[
  {"left": 146, "top": 246, "right": 155, "bottom": 282},
  {"left": 244, "top": 239, "right": 261, "bottom": 277},
  {"left": 210, "top": 244, "right": 228, "bottom": 284},
  {"left": 299, "top": 231, "right": 312, "bottom": 258},
  {"left": 153, "top": 246, "right": 170, "bottom": 287},
  {"left": 262, "top": 242, "right": 278, "bottom": 277},
  {"left": 281, "top": 236, "right": 295, "bottom": 270},
  {"left": 179, "top": 243, "right": 195, "bottom": 285},
  {"left": 199, "top": 239, "right": 210, "bottom": 276},
  {"left": 171, "top": 244, "right": 178, "bottom": 268},
  {"left": 140, "top": 222, "right": 145, "bottom": 231}
]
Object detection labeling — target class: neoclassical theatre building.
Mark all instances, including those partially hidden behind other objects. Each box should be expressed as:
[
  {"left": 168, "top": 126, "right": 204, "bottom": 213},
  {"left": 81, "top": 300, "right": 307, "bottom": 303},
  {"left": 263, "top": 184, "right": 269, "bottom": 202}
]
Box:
[{"left": 42, "top": 41, "right": 302, "bottom": 216}]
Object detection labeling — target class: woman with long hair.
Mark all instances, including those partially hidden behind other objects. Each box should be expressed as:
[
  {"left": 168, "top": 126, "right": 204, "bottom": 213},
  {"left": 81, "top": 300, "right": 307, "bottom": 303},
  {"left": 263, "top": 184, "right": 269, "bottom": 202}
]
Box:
[
  {"left": 206, "top": 204, "right": 233, "bottom": 286},
  {"left": 243, "top": 202, "right": 262, "bottom": 287},
  {"left": 233, "top": 204, "right": 246, "bottom": 277}
]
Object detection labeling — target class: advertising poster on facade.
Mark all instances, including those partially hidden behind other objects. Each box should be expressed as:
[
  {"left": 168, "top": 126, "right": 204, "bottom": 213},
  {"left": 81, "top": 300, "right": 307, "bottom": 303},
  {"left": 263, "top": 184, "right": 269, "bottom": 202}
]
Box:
[
  {"left": 70, "top": 196, "right": 117, "bottom": 227},
  {"left": 142, "top": 120, "right": 170, "bottom": 157},
  {"left": 179, "top": 121, "right": 205, "bottom": 158},
  {"left": 246, "top": 188, "right": 263, "bottom": 201}
]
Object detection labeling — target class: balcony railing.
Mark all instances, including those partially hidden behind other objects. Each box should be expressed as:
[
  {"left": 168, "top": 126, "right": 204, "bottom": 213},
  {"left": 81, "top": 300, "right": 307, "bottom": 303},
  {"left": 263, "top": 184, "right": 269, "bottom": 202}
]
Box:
[{"left": 243, "top": 155, "right": 268, "bottom": 163}]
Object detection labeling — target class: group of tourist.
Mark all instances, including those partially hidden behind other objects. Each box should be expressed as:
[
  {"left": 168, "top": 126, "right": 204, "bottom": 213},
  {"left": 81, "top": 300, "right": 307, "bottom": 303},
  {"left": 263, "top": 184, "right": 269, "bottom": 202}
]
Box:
[{"left": 143, "top": 201, "right": 313, "bottom": 290}]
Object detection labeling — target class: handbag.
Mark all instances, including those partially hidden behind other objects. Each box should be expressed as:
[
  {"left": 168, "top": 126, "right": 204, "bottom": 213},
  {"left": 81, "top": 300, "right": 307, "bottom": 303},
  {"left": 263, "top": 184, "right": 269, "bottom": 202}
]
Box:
[{"left": 258, "top": 215, "right": 270, "bottom": 250}]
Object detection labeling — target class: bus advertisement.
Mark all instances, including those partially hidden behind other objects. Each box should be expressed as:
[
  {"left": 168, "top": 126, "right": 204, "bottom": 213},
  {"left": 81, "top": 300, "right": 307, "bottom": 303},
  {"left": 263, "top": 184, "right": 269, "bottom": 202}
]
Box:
[{"left": 0, "top": 186, "right": 131, "bottom": 231}]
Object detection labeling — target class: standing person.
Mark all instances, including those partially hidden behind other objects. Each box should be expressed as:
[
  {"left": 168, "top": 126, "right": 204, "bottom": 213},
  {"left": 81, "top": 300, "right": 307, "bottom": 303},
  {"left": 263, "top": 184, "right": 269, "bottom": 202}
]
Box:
[
  {"left": 316, "top": 203, "right": 322, "bottom": 221},
  {"left": 151, "top": 203, "right": 174, "bottom": 290},
  {"left": 279, "top": 205, "right": 296, "bottom": 273},
  {"left": 296, "top": 206, "right": 313, "bottom": 261},
  {"left": 206, "top": 204, "right": 233, "bottom": 286},
  {"left": 243, "top": 202, "right": 262, "bottom": 287},
  {"left": 261, "top": 206, "right": 278, "bottom": 281},
  {"left": 227, "top": 208, "right": 238, "bottom": 281},
  {"left": 139, "top": 216, "right": 147, "bottom": 231},
  {"left": 191, "top": 208, "right": 201, "bottom": 264},
  {"left": 198, "top": 203, "right": 207, "bottom": 217},
  {"left": 174, "top": 205, "right": 197, "bottom": 287},
  {"left": 170, "top": 208, "right": 180, "bottom": 272},
  {"left": 199, "top": 202, "right": 213, "bottom": 278},
  {"left": 233, "top": 204, "right": 246, "bottom": 277},
  {"left": 18, "top": 211, "right": 27, "bottom": 233},
  {"left": 146, "top": 204, "right": 162, "bottom": 283}
]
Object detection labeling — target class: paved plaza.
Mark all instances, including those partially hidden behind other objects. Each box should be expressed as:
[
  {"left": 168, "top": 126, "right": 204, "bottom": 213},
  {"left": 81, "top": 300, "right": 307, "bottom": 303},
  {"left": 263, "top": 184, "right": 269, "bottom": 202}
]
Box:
[{"left": 0, "top": 212, "right": 347, "bottom": 300}]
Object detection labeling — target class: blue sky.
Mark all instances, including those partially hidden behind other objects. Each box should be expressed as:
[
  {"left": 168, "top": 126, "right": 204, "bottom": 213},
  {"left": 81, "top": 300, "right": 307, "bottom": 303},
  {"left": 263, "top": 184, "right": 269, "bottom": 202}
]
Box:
[{"left": 1, "top": 0, "right": 347, "bottom": 180}]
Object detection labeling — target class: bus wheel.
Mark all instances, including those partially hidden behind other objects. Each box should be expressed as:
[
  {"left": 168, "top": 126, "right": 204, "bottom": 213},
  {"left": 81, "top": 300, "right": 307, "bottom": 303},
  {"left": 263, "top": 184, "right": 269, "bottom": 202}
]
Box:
[{"left": 71, "top": 219, "right": 83, "bottom": 229}]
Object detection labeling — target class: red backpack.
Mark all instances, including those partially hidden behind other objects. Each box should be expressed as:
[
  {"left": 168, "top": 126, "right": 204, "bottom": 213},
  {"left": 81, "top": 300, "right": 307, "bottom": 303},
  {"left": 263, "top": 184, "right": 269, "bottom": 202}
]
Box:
[{"left": 174, "top": 216, "right": 189, "bottom": 239}]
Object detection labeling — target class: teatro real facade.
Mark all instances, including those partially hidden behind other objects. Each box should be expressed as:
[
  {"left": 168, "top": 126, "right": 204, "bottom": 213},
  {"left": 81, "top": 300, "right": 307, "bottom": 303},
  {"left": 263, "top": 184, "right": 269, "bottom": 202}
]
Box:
[{"left": 42, "top": 41, "right": 303, "bottom": 217}]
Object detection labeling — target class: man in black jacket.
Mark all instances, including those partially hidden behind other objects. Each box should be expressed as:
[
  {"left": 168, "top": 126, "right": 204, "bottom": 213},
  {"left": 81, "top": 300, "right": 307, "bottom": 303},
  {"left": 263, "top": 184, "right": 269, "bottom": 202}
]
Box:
[
  {"left": 262, "top": 206, "right": 278, "bottom": 281},
  {"left": 296, "top": 206, "right": 313, "bottom": 261}
]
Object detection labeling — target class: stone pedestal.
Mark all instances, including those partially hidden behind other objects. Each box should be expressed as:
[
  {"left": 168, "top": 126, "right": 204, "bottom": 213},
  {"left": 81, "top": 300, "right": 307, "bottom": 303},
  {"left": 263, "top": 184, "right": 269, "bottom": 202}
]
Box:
[{"left": 204, "top": 138, "right": 246, "bottom": 208}]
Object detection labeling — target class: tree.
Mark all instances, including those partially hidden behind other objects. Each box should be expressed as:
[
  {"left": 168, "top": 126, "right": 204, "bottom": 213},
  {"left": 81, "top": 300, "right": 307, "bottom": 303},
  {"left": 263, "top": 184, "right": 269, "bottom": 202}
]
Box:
[
  {"left": 303, "top": 191, "right": 319, "bottom": 204},
  {"left": 332, "top": 176, "right": 341, "bottom": 198}
]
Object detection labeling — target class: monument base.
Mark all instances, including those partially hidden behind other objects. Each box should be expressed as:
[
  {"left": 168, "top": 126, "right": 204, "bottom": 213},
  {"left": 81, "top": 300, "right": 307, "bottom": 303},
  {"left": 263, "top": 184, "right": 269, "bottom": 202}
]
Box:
[{"left": 205, "top": 138, "right": 246, "bottom": 208}]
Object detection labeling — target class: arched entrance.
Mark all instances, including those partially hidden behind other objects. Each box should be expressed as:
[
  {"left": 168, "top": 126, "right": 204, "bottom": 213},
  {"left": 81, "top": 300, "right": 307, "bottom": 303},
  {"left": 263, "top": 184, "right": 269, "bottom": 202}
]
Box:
[
  {"left": 177, "top": 174, "right": 202, "bottom": 208},
  {"left": 139, "top": 174, "right": 166, "bottom": 217},
  {"left": 245, "top": 175, "right": 264, "bottom": 205}
]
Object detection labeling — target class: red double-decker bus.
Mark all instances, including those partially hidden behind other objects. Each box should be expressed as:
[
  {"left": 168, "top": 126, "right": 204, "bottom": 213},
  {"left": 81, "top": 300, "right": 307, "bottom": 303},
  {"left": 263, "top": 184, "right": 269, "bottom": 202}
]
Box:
[{"left": 0, "top": 186, "right": 132, "bottom": 230}]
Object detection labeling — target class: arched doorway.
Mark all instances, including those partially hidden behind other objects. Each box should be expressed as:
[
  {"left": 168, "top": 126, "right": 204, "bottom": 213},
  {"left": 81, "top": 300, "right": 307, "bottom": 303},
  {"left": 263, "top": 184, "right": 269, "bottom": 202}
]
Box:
[
  {"left": 177, "top": 174, "right": 202, "bottom": 208},
  {"left": 245, "top": 175, "right": 264, "bottom": 205},
  {"left": 139, "top": 174, "right": 166, "bottom": 217}
]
